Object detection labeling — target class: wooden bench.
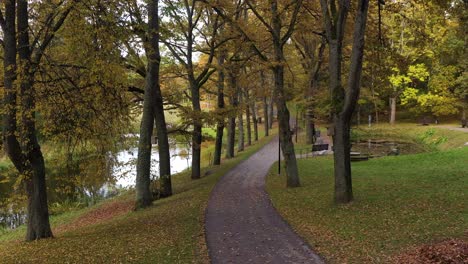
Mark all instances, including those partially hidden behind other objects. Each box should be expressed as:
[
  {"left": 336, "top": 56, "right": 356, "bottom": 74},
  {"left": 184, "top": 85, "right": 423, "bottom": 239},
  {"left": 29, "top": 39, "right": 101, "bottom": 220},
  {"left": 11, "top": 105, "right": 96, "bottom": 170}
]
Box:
[
  {"left": 312, "top": 144, "right": 329, "bottom": 151},
  {"left": 350, "top": 151, "right": 369, "bottom": 162}
]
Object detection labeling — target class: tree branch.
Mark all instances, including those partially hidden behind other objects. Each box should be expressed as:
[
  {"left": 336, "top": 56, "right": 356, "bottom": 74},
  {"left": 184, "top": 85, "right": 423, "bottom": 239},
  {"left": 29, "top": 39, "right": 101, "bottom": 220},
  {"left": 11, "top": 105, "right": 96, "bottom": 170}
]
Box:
[
  {"left": 201, "top": 0, "right": 269, "bottom": 62},
  {"left": 31, "top": 1, "right": 78, "bottom": 68},
  {"left": 281, "top": 0, "right": 303, "bottom": 46},
  {"left": 128, "top": 86, "right": 145, "bottom": 94},
  {"left": 245, "top": 1, "right": 274, "bottom": 34}
]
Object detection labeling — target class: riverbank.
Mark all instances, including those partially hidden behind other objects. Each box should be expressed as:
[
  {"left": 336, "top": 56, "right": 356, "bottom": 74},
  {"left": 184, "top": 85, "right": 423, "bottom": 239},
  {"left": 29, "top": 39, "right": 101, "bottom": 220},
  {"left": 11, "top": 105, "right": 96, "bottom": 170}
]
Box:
[{"left": 0, "top": 132, "right": 275, "bottom": 262}]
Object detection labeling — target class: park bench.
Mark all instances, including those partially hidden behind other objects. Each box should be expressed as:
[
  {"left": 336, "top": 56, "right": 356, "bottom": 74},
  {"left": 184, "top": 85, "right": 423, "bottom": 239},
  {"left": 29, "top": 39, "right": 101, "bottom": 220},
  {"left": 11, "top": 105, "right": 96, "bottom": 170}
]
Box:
[
  {"left": 350, "top": 151, "right": 369, "bottom": 162},
  {"left": 312, "top": 143, "right": 329, "bottom": 151}
]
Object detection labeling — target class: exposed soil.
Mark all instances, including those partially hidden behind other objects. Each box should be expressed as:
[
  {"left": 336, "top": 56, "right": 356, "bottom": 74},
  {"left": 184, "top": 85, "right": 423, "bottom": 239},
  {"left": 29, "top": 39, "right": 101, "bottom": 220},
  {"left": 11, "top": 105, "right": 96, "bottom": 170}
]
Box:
[
  {"left": 393, "top": 239, "right": 468, "bottom": 264},
  {"left": 205, "top": 137, "right": 324, "bottom": 263}
]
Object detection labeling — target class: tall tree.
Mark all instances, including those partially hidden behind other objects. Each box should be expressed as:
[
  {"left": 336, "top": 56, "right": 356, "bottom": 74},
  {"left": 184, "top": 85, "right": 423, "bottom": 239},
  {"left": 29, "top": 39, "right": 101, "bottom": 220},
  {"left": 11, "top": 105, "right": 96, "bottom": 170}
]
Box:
[
  {"left": 1, "top": 0, "right": 76, "bottom": 240},
  {"left": 161, "top": 0, "right": 220, "bottom": 179},
  {"left": 135, "top": 0, "right": 171, "bottom": 208},
  {"left": 320, "top": 0, "right": 370, "bottom": 203},
  {"left": 248, "top": 0, "right": 303, "bottom": 187},
  {"left": 213, "top": 48, "right": 226, "bottom": 165}
]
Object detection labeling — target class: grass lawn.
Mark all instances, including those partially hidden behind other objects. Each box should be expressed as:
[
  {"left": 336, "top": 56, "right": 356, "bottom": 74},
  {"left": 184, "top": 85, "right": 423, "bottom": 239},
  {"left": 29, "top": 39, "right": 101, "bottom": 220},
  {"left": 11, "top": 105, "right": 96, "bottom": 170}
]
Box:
[
  {"left": 267, "top": 125, "right": 468, "bottom": 263},
  {"left": 0, "top": 134, "right": 275, "bottom": 263}
]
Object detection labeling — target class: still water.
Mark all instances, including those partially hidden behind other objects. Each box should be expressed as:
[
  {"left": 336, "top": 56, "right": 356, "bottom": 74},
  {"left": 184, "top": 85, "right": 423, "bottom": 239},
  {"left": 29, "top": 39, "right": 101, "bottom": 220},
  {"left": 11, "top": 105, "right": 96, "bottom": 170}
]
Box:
[
  {"left": 114, "top": 144, "right": 191, "bottom": 188},
  {"left": 0, "top": 142, "right": 192, "bottom": 230}
]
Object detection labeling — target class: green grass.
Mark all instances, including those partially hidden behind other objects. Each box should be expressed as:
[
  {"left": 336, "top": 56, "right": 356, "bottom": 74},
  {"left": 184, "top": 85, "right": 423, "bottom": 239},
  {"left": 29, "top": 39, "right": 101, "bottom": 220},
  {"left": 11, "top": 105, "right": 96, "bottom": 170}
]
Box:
[
  {"left": 0, "top": 134, "right": 275, "bottom": 263},
  {"left": 267, "top": 147, "right": 468, "bottom": 263}
]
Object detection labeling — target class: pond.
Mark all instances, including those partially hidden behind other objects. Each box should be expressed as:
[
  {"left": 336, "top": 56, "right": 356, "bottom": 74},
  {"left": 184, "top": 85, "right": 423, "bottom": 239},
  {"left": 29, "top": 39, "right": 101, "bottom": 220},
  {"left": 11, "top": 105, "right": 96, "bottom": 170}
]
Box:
[
  {"left": 113, "top": 143, "right": 192, "bottom": 188},
  {"left": 0, "top": 141, "right": 192, "bottom": 231},
  {"left": 351, "top": 139, "right": 426, "bottom": 157}
]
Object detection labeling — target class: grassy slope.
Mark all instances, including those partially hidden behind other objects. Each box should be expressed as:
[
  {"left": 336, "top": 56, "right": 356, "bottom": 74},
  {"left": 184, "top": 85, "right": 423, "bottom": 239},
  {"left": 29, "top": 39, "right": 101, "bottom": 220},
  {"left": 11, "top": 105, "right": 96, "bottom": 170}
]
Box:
[
  {"left": 267, "top": 124, "right": 468, "bottom": 263},
  {"left": 0, "top": 134, "right": 275, "bottom": 263},
  {"left": 351, "top": 123, "right": 468, "bottom": 151}
]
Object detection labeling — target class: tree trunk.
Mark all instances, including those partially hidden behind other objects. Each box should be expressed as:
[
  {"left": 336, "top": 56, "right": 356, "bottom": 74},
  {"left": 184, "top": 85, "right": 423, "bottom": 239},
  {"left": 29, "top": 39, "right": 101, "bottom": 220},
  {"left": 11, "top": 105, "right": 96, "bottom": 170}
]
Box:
[
  {"left": 274, "top": 64, "right": 300, "bottom": 187},
  {"left": 251, "top": 99, "right": 259, "bottom": 141},
  {"left": 389, "top": 96, "right": 397, "bottom": 125},
  {"left": 332, "top": 116, "right": 353, "bottom": 203},
  {"left": 225, "top": 72, "right": 237, "bottom": 158},
  {"left": 245, "top": 90, "right": 252, "bottom": 146},
  {"left": 191, "top": 85, "right": 202, "bottom": 179},
  {"left": 237, "top": 90, "right": 244, "bottom": 152},
  {"left": 271, "top": 0, "right": 300, "bottom": 187},
  {"left": 305, "top": 39, "right": 326, "bottom": 144},
  {"left": 135, "top": 54, "right": 155, "bottom": 207},
  {"left": 268, "top": 95, "right": 274, "bottom": 129},
  {"left": 261, "top": 71, "right": 269, "bottom": 137},
  {"left": 24, "top": 150, "right": 52, "bottom": 241},
  {"left": 263, "top": 96, "right": 269, "bottom": 136},
  {"left": 150, "top": 0, "right": 171, "bottom": 197},
  {"left": 321, "top": 0, "right": 370, "bottom": 204},
  {"left": 213, "top": 50, "right": 226, "bottom": 166},
  {"left": 226, "top": 116, "right": 236, "bottom": 158},
  {"left": 19, "top": 0, "right": 52, "bottom": 240}
]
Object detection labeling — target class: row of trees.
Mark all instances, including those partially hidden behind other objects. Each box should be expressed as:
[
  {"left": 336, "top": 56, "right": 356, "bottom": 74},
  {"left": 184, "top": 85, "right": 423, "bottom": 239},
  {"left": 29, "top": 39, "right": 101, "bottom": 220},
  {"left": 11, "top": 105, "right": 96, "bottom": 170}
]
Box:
[{"left": 1, "top": 0, "right": 466, "bottom": 240}]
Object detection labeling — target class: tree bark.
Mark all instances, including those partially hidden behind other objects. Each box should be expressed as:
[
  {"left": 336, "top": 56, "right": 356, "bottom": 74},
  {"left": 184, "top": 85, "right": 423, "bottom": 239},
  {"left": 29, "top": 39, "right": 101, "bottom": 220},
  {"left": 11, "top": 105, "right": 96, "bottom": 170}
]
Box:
[
  {"left": 271, "top": 0, "right": 300, "bottom": 187},
  {"left": 213, "top": 50, "right": 226, "bottom": 165},
  {"left": 1, "top": 0, "right": 53, "bottom": 240},
  {"left": 150, "top": 0, "right": 171, "bottom": 198},
  {"left": 245, "top": 90, "right": 252, "bottom": 146},
  {"left": 251, "top": 99, "right": 259, "bottom": 141},
  {"left": 135, "top": 1, "right": 157, "bottom": 208},
  {"left": 237, "top": 88, "right": 244, "bottom": 152},
  {"left": 226, "top": 116, "right": 236, "bottom": 158},
  {"left": 389, "top": 96, "right": 397, "bottom": 125},
  {"left": 263, "top": 96, "right": 269, "bottom": 136},
  {"left": 274, "top": 65, "right": 300, "bottom": 187},
  {"left": 268, "top": 95, "right": 274, "bottom": 129},
  {"left": 321, "top": 0, "right": 370, "bottom": 204},
  {"left": 305, "top": 39, "right": 326, "bottom": 144},
  {"left": 225, "top": 72, "right": 237, "bottom": 158},
  {"left": 191, "top": 84, "right": 202, "bottom": 179},
  {"left": 261, "top": 71, "right": 269, "bottom": 137},
  {"left": 332, "top": 116, "right": 352, "bottom": 202}
]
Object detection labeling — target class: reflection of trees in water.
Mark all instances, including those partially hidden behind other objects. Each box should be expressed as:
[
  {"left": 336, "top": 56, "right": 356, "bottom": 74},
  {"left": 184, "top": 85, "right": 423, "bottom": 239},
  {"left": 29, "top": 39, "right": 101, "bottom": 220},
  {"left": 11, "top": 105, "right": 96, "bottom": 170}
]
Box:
[
  {"left": 113, "top": 139, "right": 192, "bottom": 187},
  {"left": 0, "top": 137, "right": 192, "bottom": 230},
  {"left": 0, "top": 149, "right": 118, "bottom": 229}
]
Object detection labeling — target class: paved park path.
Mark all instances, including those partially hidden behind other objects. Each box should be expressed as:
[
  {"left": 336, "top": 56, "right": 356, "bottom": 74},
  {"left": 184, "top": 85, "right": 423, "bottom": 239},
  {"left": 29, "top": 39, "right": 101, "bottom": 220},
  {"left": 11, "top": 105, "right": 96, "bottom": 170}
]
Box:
[{"left": 205, "top": 137, "right": 324, "bottom": 264}]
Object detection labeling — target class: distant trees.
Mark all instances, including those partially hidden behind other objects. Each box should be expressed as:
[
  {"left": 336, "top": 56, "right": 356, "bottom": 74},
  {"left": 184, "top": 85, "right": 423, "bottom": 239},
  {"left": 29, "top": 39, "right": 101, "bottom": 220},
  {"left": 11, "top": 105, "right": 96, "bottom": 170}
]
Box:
[{"left": 207, "top": 0, "right": 303, "bottom": 187}]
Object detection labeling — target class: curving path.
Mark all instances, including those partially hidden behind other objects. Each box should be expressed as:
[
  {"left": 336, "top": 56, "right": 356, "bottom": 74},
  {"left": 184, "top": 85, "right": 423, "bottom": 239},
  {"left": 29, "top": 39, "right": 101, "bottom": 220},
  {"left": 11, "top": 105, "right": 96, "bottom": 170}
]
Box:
[{"left": 205, "top": 137, "right": 324, "bottom": 264}]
